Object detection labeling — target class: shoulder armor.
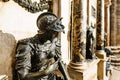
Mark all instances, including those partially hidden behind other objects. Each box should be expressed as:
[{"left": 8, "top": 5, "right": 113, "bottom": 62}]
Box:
[
  {"left": 16, "top": 37, "right": 34, "bottom": 52},
  {"left": 18, "top": 38, "right": 32, "bottom": 44}
]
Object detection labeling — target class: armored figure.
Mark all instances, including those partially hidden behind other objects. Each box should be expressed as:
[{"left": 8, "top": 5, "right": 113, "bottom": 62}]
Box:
[{"left": 15, "top": 12, "right": 69, "bottom": 80}]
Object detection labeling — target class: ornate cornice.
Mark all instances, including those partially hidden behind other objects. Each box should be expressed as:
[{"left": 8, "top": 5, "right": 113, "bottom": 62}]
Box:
[{"left": 13, "top": 0, "right": 51, "bottom": 13}]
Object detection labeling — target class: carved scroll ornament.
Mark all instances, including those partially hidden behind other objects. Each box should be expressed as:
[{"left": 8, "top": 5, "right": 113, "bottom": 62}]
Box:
[{"left": 13, "top": 0, "right": 51, "bottom": 13}]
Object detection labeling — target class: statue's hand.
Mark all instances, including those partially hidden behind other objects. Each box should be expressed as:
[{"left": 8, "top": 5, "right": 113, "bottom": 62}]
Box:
[{"left": 45, "top": 59, "right": 60, "bottom": 74}]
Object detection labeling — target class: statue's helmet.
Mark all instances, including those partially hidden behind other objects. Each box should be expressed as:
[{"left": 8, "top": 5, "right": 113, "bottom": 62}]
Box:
[{"left": 37, "top": 12, "right": 65, "bottom": 33}]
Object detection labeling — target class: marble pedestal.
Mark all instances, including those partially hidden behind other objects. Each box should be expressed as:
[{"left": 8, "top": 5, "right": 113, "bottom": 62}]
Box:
[{"left": 67, "top": 59, "right": 99, "bottom": 80}]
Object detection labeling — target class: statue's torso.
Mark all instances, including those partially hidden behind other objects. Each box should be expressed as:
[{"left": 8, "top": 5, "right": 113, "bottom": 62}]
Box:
[{"left": 16, "top": 34, "right": 60, "bottom": 80}]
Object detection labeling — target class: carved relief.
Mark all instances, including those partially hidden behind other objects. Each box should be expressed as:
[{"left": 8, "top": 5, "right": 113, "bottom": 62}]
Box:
[{"left": 13, "top": 0, "right": 51, "bottom": 13}]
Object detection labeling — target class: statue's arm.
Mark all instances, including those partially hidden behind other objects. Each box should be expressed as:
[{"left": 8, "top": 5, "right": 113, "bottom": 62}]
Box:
[
  {"left": 17, "top": 68, "right": 47, "bottom": 80},
  {"left": 54, "top": 41, "right": 70, "bottom": 80},
  {"left": 17, "top": 60, "right": 58, "bottom": 80}
]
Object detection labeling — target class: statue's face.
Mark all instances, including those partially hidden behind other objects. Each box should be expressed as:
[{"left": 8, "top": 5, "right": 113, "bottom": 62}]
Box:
[
  {"left": 39, "top": 30, "right": 59, "bottom": 41},
  {"left": 51, "top": 31, "right": 59, "bottom": 39}
]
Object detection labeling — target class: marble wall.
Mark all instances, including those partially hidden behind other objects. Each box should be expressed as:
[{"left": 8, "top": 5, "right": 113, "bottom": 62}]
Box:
[{"left": 0, "top": 31, "right": 16, "bottom": 80}]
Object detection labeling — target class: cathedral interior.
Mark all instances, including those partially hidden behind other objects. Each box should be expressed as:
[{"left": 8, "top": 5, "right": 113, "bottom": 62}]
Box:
[{"left": 0, "top": 0, "right": 120, "bottom": 80}]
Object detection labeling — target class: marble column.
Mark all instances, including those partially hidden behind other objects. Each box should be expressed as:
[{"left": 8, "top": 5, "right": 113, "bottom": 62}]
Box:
[
  {"left": 71, "top": 0, "right": 87, "bottom": 63},
  {"left": 52, "top": 0, "right": 61, "bottom": 17},
  {"left": 96, "top": 0, "right": 106, "bottom": 80},
  {"left": 104, "top": 0, "right": 111, "bottom": 46},
  {"left": 67, "top": 0, "right": 88, "bottom": 80}
]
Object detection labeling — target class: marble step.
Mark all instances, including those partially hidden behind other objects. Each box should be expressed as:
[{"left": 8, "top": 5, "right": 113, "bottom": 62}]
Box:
[
  {"left": 110, "top": 55, "right": 120, "bottom": 66},
  {"left": 111, "top": 56, "right": 120, "bottom": 63},
  {"left": 111, "top": 50, "right": 120, "bottom": 54},
  {"left": 111, "top": 63, "right": 120, "bottom": 66},
  {"left": 110, "top": 46, "right": 120, "bottom": 50}
]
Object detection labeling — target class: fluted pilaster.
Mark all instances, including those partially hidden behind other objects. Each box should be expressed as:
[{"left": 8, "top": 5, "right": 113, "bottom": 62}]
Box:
[
  {"left": 110, "top": 0, "right": 117, "bottom": 46},
  {"left": 104, "top": 0, "right": 111, "bottom": 46}
]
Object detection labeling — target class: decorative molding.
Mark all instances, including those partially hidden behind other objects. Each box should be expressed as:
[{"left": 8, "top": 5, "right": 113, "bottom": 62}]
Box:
[{"left": 13, "top": 0, "right": 51, "bottom": 13}]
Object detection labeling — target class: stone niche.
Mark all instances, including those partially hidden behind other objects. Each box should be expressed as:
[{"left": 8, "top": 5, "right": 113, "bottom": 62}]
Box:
[{"left": 0, "top": 31, "right": 16, "bottom": 80}]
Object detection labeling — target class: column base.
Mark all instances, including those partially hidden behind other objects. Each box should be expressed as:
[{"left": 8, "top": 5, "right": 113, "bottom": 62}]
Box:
[
  {"left": 96, "top": 50, "right": 106, "bottom": 59},
  {"left": 67, "top": 59, "right": 99, "bottom": 80}
]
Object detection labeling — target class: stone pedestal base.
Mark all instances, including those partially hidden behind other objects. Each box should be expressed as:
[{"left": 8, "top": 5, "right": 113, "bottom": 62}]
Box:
[
  {"left": 96, "top": 50, "right": 107, "bottom": 80},
  {"left": 67, "top": 59, "right": 99, "bottom": 80}
]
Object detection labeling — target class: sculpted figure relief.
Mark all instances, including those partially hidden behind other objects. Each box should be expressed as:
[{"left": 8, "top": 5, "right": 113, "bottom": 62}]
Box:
[{"left": 15, "top": 12, "right": 69, "bottom": 80}]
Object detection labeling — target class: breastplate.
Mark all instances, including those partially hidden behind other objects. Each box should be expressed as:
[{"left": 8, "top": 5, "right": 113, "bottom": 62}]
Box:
[{"left": 30, "top": 40, "right": 56, "bottom": 72}]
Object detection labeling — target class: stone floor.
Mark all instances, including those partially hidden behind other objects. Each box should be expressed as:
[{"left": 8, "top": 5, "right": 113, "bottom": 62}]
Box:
[{"left": 109, "top": 66, "right": 120, "bottom": 80}]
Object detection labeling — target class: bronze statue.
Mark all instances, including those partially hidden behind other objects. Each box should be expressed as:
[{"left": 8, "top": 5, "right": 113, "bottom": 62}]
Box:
[
  {"left": 15, "top": 12, "right": 69, "bottom": 80},
  {"left": 86, "top": 26, "right": 95, "bottom": 59}
]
